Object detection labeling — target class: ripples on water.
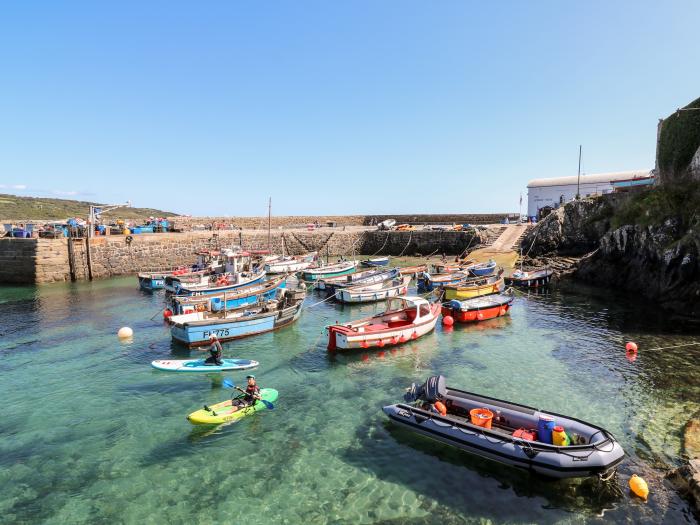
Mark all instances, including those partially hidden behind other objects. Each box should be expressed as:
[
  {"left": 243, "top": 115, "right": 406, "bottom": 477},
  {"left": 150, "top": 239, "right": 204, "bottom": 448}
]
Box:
[{"left": 0, "top": 275, "right": 699, "bottom": 524}]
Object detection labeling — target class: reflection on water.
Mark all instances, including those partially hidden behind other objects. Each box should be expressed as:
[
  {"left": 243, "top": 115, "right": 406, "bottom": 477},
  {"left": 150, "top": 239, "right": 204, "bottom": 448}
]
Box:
[{"left": 0, "top": 275, "right": 698, "bottom": 524}]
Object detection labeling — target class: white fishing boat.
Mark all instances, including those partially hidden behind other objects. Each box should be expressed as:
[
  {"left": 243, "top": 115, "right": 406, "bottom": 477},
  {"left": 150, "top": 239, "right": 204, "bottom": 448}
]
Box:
[{"left": 334, "top": 276, "right": 411, "bottom": 304}]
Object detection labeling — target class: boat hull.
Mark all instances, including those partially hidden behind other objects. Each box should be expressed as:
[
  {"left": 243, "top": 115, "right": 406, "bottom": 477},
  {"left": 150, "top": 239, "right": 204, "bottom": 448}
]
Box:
[
  {"left": 138, "top": 274, "right": 166, "bottom": 291},
  {"left": 171, "top": 295, "right": 304, "bottom": 347},
  {"left": 506, "top": 269, "right": 553, "bottom": 288},
  {"left": 300, "top": 262, "right": 357, "bottom": 282},
  {"left": 335, "top": 277, "right": 410, "bottom": 304},
  {"left": 170, "top": 277, "right": 286, "bottom": 315},
  {"left": 265, "top": 260, "right": 312, "bottom": 274},
  {"left": 441, "top": 293, "right": 513, "bottom": 322},
  {"left": 175, "top": 272, "right": 266, "bottom": 296},
  {"left": 361, "top": 257, "right": 390, "bottom": 267},
  {"left": 443, "top": 277, "right": 505, "bottom": 300}
]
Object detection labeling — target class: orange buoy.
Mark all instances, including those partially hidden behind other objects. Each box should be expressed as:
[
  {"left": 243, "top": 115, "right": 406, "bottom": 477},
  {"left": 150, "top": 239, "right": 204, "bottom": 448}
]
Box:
[
  {"left": 361, "top": 341, "right": 369, "bottom": 349},
  {"left": 377, "top": 339, "right": 385, "bottom": 348},
  {"left": 434, "top": 401, "right": 447, "bottom": 416},
  {"left": 629, "top": 474, "right": 649, "bottom": 500},
  {"left": 390, "top": 337, "right": 398, "bottom": 345},
  {"left": 411, "top": 332, "right": 418, "bottom": 339},
  {"left": 399, "top": 335, "right": 407, "bottom": 343},
  {"left": 163, "top": 309, "right": 173, "bottom": 319},
  {"left": 626, "top": 348, "right": 638, "bottom": 363},
  {"left": 442, "top": 315, "right": 454, "bottom": 327},
  {"left": 625, "top": 342, "right": 638, "bottom": 352}
]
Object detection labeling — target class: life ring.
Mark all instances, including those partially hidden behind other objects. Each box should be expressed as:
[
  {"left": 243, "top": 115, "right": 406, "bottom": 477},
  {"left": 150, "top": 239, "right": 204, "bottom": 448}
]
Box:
[{"left": 196, "top": 303, "right": 206, "bottom": 312}]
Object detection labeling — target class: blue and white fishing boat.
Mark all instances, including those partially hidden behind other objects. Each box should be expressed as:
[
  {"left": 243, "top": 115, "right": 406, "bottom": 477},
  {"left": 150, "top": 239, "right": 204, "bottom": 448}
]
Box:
[
  {"left": 169, "top": 275, "right": 287, "bottom": 315},
  {"left": 140, "top": 250, "right": 224, "bottom": 292},
  {"left": 169, "top": 288, "right": 306, "bottom": 347},
  {"left": 467, "top": 259, "right": 497, "bottom": 277},
  {"left": 138, "top": 273, "right": 167, "bottom": 291},
  {"left": 361, "top": 256, "right": 390, "bottom": 267},
  {"left": 417, "top": 271, "right": 470, "bottom": 292}
]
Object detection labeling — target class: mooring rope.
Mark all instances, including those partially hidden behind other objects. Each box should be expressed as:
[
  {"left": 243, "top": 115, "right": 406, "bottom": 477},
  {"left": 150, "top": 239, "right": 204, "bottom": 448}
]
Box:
[
  {"left": 397, "top": 232, "right": 413, "bottom": 257},
  {"left": 369, "top": 233, "right": 390, "bottom": 257}
]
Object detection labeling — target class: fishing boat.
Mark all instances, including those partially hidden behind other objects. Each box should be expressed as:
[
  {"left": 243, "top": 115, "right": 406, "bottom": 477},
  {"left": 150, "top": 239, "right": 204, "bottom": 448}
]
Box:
[
  {"left": 264, "top": 252, "right": 317, "bottom": 274},
  {"left": 168, "top": 275, "right": 287, "bottom": 315},
  {"left": 299, "top": 260, "right": 358, "bottom": 282},
  {"left": 398, "top": 264, "right": 427, "bottom": 276},
  {"left": 170, "top": 287, "right": 306, "bottom": 347},
  {"left": 318, "top": 267, "right": 400, "bottom": 293},
  {"left": 506, "top": 268, "right": 554, "bottom": 288},
  {"left": 334, "top": 276, "right": 411, "bottom": 304},
  {"left": 163, "top": 250, "right": 226, "bottom": 293},
  {"left": 440, "top": 293, "right": 513, "bottom": 323},
  {"left": 467, "top": 259, "right": 497, "bottom": 277},
  {"left": 443, "top": 274, "right": 505, "bottom": 301},
  {"left": 174, "top": 249, "right": 265, "bottom": 296},
  {"left": 430, "top": 260, "right": 473, "bottom": 274},
  {"left": 361, "top": 256, "right": 390, "bottom": 267},
  {"left": 326, "top": 296, "right": 441, "bottom": 350},
  {"left": 416, "top": 271, "right": 470, "bottom": 292},
  {"left": 141, "top": 250, "right": 224, "bottom": 292},
  {"left": 383, "top": 375, "right": 625, "bottom": 479}
]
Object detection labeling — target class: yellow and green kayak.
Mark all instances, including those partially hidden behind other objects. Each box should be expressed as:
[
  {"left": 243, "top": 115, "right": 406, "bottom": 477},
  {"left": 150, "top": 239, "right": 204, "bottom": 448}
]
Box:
[{"left": 187, "top": 388, "right": 278, "bottom": 425}]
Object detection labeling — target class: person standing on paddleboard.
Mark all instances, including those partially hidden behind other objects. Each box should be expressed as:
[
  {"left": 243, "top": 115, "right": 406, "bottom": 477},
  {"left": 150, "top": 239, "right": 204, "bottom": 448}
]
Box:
[{"left": 203, "top": 334, "right": 223, "bottom": 366}]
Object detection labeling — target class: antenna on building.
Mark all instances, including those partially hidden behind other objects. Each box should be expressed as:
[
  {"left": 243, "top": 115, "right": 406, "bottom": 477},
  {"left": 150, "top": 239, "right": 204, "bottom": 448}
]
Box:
[{"left": 576, "top": 145, "right": 582, "bottom": 200}]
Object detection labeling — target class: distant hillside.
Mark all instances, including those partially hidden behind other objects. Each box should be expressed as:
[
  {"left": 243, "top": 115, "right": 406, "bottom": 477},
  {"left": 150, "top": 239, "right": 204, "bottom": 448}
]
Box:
[{"left": 0, "top": 194, "right": 178, "bottom": 221}]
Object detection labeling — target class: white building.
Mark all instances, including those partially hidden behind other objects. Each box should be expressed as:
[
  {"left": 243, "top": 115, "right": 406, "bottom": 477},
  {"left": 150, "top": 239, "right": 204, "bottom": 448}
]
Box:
[{"left": 527, "top": 170, "right": 653, "bottom": 218}]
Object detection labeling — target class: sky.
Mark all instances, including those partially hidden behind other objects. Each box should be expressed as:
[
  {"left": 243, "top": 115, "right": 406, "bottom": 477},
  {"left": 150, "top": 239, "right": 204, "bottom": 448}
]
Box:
[{"left": 1, "top": 1, "right": 699, "bottom": 216}]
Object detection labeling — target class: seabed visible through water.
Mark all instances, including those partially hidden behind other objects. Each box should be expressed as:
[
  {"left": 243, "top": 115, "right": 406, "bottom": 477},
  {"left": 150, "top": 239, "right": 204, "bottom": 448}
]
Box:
[{"left": 0, "top": 260, "right": 699, "bottom": 524}]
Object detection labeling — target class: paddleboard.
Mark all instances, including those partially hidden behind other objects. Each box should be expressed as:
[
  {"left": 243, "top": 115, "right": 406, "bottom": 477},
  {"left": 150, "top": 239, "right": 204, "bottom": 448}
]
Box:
[
  {"left": 151, "top": 358, "right": 259, "bottom": 372},
  {"left": 187, "top": 388, "right": 279, "bottom": 424}
]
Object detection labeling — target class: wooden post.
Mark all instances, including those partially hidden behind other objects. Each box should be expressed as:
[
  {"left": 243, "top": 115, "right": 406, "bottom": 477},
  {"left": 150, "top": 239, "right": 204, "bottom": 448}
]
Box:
[{"left": 85, "top": 237, "right": 94, "bottom": 281}]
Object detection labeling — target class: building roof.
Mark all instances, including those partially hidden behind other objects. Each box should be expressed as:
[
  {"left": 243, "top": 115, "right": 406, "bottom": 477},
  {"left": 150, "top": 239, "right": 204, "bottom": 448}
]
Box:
[{"left": 527, "top": 170, "right": 652, "bottom": 188}]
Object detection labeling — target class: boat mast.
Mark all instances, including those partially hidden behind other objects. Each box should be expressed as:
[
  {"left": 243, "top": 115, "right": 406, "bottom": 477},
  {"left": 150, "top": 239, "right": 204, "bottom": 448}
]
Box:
[
  {"left": 576, "top": 145, "right": 582, "bottom": 200},
  {"left": 267, "top": 197, "right": 272, "bottom": 254}
]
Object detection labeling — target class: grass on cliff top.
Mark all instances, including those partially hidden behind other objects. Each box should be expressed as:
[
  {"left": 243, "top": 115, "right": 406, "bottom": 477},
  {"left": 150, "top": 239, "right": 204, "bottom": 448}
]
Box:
[
  {"left": 612, "top": 181, "right": 700, "bottom": 230},
  {"left": 0, "top": 194, "right": 178, "bottom": 221},
  {"left": 657, "top": 96, "right": 700, "bottom": 178}
]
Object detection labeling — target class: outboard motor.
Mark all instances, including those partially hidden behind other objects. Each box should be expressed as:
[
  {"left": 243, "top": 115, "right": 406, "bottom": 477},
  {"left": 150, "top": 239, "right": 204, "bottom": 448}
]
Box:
[{"left": 422, "top": 375, "right": 447, "bottom": 402}]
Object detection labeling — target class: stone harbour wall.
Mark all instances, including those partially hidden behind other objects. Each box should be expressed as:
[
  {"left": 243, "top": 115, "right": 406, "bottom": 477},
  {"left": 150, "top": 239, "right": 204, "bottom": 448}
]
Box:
[{"left": 0, "top": 229, "right": 483, "bottom": 284}]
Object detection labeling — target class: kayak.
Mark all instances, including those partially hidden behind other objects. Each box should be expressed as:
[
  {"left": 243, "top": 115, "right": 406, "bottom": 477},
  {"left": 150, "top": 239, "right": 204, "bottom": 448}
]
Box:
[
  {"left": 187, "top": 388, "right": 279, "bottom": 425},
  {"left": 151, "top": 358, "right": 259, "bottom": 373}
]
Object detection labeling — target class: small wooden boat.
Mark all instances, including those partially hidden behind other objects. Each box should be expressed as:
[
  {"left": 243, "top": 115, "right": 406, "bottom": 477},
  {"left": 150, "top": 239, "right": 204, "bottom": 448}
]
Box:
[
  {"left": 318, "top": 267, "right": 400, "bottom": 292},
  {"left": 169, "top": 275, "right": 287, "bottom": 315},
  {"left": 265, "top": 257, "right": 312, "bottom": 274},
  {"left": 299, "top": 260, "right": 358, "bottom": 282},
  {"left": 335, "top": 277, "right": 411, "bottom": 304},
  {"left": 384, "top": 376, "right": 625, "bottom": 479},
  {"left": 443, "top": 275, "right": 505, "bottom": 301},
  {"left": 398, "top": 264, "right": 427, "bottom": 276},
  {"left": 441, "top": 293, "right": 513, "bottom": 323},
  {"left": 506, "top": 268, "right": 554, "bottom": 288},
  {"left": 467, "top": 259, "right": 497, "bottom": 277},
  {"left": 326, "top": 296, "right": 441, "bottom": 350},
  {"left": 361, "top": 256, "right": 390, "bottom": 267},
  {"left": 170, "top": 288, "right": 306, "bottom": 347},
  {"left": 417, "top": 271, "right": 470, "bottom": 292}
]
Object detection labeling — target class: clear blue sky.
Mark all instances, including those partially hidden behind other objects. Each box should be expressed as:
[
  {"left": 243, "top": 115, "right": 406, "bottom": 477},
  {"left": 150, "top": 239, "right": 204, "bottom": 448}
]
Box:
[{"left": 1, "top": 1, "right": 698, "bottom": 216}]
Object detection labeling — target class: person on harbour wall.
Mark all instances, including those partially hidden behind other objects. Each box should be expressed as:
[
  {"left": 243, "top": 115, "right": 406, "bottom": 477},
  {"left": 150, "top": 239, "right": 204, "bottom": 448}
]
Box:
[{"left": 203, "top": 334, "right": 223, "bottom": 365}]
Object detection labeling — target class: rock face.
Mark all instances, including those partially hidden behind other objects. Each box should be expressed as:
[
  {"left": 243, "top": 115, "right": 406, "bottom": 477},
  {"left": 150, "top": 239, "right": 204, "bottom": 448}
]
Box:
[
  {"left": 519, "top": 199, "right": 612, "bottom": 257},
  {"left": 576, "top": 220, "right": 700, "bottom": 317}
]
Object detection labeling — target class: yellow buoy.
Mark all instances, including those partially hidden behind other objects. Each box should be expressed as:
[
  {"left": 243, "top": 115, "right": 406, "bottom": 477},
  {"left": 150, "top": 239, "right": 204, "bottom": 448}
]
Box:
[
  {"left": 629, "top": 474, "right": 649, "bottom": 500},
  {"left": 117, "top": 327, "right": 133, "bottom": 339}
]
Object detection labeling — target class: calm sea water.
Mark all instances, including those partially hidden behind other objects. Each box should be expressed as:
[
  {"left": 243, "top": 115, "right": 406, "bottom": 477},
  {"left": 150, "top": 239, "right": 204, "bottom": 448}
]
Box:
[{"left": 1, "top": 266, "right": 699, "bottom": 524}]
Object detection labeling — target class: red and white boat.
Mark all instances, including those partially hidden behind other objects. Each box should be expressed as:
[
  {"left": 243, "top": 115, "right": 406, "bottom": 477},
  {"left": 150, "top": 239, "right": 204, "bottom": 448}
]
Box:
[
  {"left": 326, "top": 296, "right": 441, "bottom": 351},
  {"left": 440, "top": 293, "right": 514, "bottom": 323}
]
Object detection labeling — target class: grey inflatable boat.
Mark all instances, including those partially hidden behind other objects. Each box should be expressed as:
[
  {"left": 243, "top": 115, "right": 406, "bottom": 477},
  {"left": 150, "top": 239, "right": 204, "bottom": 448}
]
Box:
[{"left": 383, "top": 376, "right": 624, "bottom": 479}]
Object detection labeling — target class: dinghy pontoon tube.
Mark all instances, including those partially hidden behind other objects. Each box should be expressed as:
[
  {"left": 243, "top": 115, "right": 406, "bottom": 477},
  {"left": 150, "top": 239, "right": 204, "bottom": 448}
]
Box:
[{"left": 383, "top": 375, "right": 624, "bottom": 479}]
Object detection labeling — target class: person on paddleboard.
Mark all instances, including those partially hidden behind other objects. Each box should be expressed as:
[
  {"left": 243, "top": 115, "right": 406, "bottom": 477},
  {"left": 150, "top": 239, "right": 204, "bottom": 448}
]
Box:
[{"left": 203, "top": 334, "right": 223, "bottom": 366}]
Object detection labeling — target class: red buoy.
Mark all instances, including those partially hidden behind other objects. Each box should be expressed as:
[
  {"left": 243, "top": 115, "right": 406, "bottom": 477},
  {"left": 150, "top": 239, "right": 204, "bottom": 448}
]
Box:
[
  {"left": 625, "top": 342, "right": 638, "bottom": 352},
  {"left": 361, "top": 341, "right": 369, "bottom": 349},
  {"left": 377, "top": 339, "right": 385, "bottom": 348},
  {"left": 442, "top": 315, "right": 454, "bottom": 327},
  {"left": 163, "top": 309, "right": 173, "bottom": 319}
]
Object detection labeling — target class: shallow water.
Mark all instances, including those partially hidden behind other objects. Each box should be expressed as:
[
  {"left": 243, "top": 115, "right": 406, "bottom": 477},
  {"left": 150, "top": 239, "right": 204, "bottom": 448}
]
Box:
[{"left": 1, "top": 269, "right": 699, "bottom": 524}]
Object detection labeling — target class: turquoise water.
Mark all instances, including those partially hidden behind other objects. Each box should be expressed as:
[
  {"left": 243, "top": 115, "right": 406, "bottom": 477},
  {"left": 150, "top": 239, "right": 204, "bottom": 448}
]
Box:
[{"left": 1, "top": 273, "right": 699, "bottom": 524}]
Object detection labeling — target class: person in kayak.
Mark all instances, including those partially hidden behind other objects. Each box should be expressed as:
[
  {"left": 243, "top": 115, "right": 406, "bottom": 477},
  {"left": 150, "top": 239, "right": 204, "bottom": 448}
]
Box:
[
  {"left": 203, "top": 334, "right": 223, "bottom": 366},
  {"left": 231, "top": 375, "right": 261, "bottom": 411},
  {"left": 204, "top": 375, "right": 262, "bottom": 414}
]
